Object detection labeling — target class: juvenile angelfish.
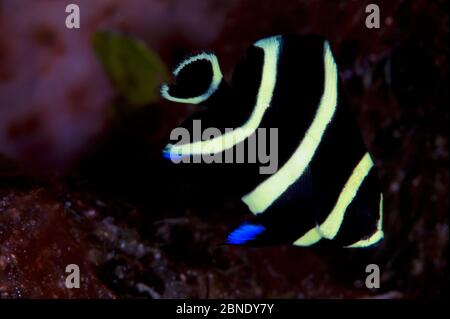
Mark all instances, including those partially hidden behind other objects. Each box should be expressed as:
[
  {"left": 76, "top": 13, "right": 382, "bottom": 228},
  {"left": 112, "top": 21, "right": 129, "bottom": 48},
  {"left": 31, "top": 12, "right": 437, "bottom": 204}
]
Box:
[{"left": 160, "top": 34, "right": 384, "bottom": 248}]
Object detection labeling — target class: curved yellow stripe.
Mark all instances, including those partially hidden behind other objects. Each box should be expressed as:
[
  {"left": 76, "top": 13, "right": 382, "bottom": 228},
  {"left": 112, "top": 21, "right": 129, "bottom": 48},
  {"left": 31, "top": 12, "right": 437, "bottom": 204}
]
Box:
[
  {"left": 319, "top": 152, "right": 374, "bottom": 239},
  {"left": 292, "top": 152, "right": 377, "bottom": 246},
  {"left": 242, "top": 41, "right": 338, "bottom": 215},
  {"left": 164, "top": 36, "right": 282, "bottom": 156},
  {"left": 293, "top": 225, "right": 322, "bottom": 246},
  {"left": 345, "top": 193, "right": 384, "bottom": 248},
  {"left": 160, "top": 53, "right": 223, "bottom": 104}
]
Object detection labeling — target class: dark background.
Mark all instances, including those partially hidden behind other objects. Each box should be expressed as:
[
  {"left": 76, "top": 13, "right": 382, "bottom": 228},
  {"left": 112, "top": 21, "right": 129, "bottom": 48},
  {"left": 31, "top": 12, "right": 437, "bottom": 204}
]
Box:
[{"left": 0, "top": 0, "right": 448, "bottom": 298}]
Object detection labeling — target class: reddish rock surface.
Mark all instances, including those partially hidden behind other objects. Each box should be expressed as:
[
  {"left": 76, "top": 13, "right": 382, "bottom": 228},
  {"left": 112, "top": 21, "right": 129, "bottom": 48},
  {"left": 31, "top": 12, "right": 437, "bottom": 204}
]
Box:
[{"left": 0, "top": 188, "right": 114, "bottom": 298}]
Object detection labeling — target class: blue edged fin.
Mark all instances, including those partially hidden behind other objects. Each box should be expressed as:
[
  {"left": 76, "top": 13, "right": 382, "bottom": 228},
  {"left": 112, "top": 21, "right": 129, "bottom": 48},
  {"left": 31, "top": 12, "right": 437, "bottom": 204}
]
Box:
[{"left": 226, "top": 223, "right": 266, "bottom": 245}]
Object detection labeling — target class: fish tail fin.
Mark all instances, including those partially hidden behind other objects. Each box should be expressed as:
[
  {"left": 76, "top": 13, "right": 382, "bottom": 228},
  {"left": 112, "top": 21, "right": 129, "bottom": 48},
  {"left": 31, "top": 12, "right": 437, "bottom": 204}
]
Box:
[{"left": 344, "top": 193, "right": 384, "bottom": 248}]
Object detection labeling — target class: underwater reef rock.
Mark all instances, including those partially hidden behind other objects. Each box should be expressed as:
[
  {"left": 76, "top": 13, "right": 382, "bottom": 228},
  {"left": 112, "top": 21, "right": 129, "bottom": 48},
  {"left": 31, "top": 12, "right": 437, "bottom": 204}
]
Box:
[{"left": 0, "top": 188, "right": 114, "bottom": 298}]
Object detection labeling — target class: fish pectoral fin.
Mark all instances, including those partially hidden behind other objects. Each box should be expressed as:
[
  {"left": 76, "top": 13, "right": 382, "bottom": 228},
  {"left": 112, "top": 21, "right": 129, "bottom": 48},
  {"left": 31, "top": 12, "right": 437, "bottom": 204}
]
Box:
[{"left": 160, "top": 52, "right": 224, "bottom": 105}]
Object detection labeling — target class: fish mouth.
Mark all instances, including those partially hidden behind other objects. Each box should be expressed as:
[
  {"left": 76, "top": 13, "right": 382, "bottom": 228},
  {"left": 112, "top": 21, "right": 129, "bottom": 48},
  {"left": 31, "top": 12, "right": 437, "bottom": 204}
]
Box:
[
  {"left": 162, "top": 143, "right": 173, "bottom": 159},
  {"left": 162, "top": 144, "right": 185, "bottom": 161}
]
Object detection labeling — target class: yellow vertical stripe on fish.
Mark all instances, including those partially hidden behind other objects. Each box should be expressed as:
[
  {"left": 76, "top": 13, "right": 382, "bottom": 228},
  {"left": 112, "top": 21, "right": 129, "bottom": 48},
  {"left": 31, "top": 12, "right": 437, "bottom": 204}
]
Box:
[
  {"left": 164, "top": 36, "right": 282, "bottom": 156},
  {"left": 293, "top": 225, "right": 323, "bottom": 246},
  {"left": 242, "top": 41, "right": 338, "bottom": 215},
  {"left": 292, "top": 152, "right": 377, "bottom": 246},
  {"left": 319, "top": 152, "right": 374, "bottom": 239}
]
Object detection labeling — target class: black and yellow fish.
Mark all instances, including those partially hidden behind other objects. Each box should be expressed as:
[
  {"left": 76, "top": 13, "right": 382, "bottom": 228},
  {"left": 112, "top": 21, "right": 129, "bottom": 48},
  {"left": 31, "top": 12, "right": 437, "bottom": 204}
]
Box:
[{"left": 160, "top": 34, "right": 384, "bottom": 248}]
